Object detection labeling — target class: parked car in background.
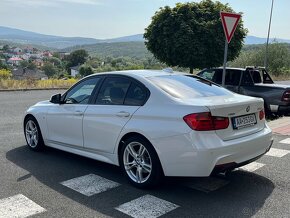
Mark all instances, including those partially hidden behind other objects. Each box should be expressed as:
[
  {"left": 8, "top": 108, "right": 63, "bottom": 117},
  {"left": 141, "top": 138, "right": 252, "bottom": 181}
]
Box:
[
  {"left": 198, "top": 67, "right": 290, "bottom": 117},
  {"left": 24, "top": 70, "right": 273, "bottom": 188}
]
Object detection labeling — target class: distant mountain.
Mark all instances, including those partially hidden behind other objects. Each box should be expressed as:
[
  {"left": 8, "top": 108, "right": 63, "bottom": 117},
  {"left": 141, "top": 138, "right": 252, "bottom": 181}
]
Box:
[
  {"left": 0, "top": 26, "right": 100, "bottom": 49},
  {"left": 1, "top": 26, "right": 290, "bottom": 50},
  {"left": 245, "top": 36, "right": 290, "bottom": 44},
  {"left": 104, "top": 34, "right": 144, "bottom": 43}
]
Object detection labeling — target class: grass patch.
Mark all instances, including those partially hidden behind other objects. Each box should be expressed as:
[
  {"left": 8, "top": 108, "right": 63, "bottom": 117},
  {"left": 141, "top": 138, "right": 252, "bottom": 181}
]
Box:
[{"left": 0, "top": 78, "right": 77, "bottom": 90}]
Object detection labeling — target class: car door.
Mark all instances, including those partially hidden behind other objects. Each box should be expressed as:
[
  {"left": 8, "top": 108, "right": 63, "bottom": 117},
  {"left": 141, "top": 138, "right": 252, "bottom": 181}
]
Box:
[
  {"left": 46, "top": 76, "right": 102, "bottom": 148},
  {"left": 83, "top": 76, "right": 149, "bottom": 153}
]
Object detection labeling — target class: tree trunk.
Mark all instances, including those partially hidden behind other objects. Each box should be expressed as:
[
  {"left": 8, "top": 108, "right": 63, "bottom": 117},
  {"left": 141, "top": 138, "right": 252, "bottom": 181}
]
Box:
[{"left": 189, "top": 67, "right": 193, "bottom": 74}]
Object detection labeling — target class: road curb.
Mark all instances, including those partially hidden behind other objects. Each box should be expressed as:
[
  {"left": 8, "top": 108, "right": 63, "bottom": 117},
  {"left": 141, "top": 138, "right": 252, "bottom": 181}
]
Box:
[{"left": 0, "top": 88, "right": 67, "bottom": 92}]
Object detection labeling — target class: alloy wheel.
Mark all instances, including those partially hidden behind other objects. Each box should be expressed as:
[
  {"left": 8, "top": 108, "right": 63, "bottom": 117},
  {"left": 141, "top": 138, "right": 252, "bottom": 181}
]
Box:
[{"left": 123, "top": 141, "right": 152, "bottom": 184}]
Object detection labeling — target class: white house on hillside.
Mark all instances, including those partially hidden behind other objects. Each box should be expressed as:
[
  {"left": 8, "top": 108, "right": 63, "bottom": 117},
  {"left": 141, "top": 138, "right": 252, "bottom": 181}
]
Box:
[{"left": 70, "top": 65, "right": 80, "bottom": 77}]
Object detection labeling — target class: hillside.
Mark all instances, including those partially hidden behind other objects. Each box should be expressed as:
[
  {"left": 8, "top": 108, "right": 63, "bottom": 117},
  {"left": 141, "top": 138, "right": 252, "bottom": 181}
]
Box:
[
  {"left": 0, "top": 26, "right": 99, "bottom": 49},
  {"left": 63, "top": 41, "right": 152, "bottom": 59}
]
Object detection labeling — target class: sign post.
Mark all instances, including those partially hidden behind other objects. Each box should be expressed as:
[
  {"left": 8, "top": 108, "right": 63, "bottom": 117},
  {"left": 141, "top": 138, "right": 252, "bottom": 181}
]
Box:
[{"left": 220, "top": 12, "right": 241, "bottom": 86}]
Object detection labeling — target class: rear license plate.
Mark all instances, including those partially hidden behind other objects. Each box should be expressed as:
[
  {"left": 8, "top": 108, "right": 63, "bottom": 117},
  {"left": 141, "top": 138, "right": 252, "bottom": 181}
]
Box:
[{"left": 232, "top": 113, "right": 257, "bottom": 130}]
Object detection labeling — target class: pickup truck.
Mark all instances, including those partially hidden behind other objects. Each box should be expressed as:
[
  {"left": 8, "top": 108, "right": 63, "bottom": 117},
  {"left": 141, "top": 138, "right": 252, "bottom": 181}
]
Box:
[{"left": 197, "top": 67, "right": 290, "bottom": 117}]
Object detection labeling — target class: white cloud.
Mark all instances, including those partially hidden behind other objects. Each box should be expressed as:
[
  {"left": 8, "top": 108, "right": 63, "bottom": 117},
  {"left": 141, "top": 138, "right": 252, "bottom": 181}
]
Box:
[{"left": 1, "top": 0, "right": 102, "bottom": 8}]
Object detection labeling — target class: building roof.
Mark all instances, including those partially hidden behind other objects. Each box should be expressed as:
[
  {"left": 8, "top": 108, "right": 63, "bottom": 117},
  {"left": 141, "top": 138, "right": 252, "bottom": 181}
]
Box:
[
  {"left": 8, "top": 57, "right": 23, "bottom": 61},
  {"left": 70, "top": 65, "right": 80, "bottom": 70}
]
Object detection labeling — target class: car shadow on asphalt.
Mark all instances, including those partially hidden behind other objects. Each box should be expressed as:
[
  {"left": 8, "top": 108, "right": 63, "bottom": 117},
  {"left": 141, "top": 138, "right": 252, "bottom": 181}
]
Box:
[{"left": 6, "top": 145, "right": 275, "bottom": 217}]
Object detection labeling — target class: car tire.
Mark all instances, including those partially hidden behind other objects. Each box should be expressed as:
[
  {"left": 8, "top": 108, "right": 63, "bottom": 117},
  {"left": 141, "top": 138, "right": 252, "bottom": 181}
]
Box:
[
  {"left": 24, "top": 116, "right": 45, "bottom": 151},
  {"left": 120, "top": 136, "right": 163, "bottom": 188}
]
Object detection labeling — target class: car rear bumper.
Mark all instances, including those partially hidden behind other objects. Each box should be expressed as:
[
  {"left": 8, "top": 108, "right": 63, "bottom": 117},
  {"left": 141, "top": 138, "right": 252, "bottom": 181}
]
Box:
[{"left": 152, "top": 124, "right": 273, "bottom": 177}]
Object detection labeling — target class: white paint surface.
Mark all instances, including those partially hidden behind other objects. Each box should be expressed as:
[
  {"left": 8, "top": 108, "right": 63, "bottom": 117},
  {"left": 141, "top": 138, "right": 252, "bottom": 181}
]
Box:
[
  {"left": 239, "top": 162, "right": 265, "bottom": 172},
  {"left": 265, "top": 148, "right": 290, "bottom": 157},
  {"left": 280, "top": 138, "right": 290, "bottom": 144},
  {"left": 224, "top": 16, "right": 238, "bottom": 36},
  {"left": 115, "top": 194, "right": 179, "bottom": 218},
  {"left": 183, "top": 177, "right": 229, "bottom": 193},
  {"left": 0, "top": 194, "right": 46, "bottom": 218},
  {"left": 60, "top": 174, "right": 120, "bottom": 196}
]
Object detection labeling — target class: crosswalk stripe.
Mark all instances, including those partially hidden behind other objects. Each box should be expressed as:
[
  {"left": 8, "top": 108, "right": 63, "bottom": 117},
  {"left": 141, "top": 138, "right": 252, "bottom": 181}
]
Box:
[
  {"left": 60, "top": 174, "right": 120, "bottom": 196},
  {"left": 265, "top": 148, "right": 290, "bottom": 157},
  {"left": 279, "top": 138, "right": 290, "bottom": 144},
  {"left": 0, "top": 194, "right": 46, "bottom": 218},
  {"left": 115, "top": 194, "right": 179, "bottom": 218},
  {"left": 239, "top": 162, "right": 265, "bottom": 172}
]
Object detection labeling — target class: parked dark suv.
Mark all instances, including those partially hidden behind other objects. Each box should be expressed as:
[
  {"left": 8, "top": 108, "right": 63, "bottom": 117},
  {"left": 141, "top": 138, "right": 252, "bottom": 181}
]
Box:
[{"left": 197, "top": 67, "right": 290, "bottom": 116}]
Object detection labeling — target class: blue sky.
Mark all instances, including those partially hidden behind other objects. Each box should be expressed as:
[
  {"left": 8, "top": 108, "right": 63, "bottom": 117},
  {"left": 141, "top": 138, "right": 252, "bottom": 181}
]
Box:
[{"left": 0, "top": 0, "right": 289, "bottom": 39}]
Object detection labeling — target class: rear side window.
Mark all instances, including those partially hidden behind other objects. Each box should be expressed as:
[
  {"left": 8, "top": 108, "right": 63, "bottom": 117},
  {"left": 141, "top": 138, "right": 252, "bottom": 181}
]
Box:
[
  {"left": 96, "top": 77, "right": 131, "bottom": 105},
  {"left": 148, "top": 75, "right": 232, "bottom": 99},
  {"left": 225, "top": 70, "right": 242, "bottom": 86},
  {"left": 124, "top": 83, "right": 147, "bottom": 106}
]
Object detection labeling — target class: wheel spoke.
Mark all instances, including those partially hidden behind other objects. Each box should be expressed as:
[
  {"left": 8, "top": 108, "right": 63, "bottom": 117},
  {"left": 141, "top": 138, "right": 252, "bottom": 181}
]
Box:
[
  {"left": 32, "top": 135, "right": 38, "bottom": 145},
  {"left": 28, "top": 121, "right": 34, "bottom": 130},
  {"left": 136, "top": 167, "right": 143, "bottom": 183},
  {"left": 138, "top": 145, "right": 146, "bottom": 157},
  {"left": 127, "top": 144, "right": 137, "bottom": 159},
  {"left": 125, "top": 161, "right": 137, "bottom": 171},
  {"left": 29, "top": 136, "right": 33, "bottom": 146},
  {"left": 141, "top": 163, "right": 152, "bottom": 173}
]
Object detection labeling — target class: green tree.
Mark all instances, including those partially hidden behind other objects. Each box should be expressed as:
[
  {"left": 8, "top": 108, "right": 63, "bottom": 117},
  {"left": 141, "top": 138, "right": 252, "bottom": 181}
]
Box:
[
  {"left": 66, "top": 49, "right": 88, "bottom": 70},
  {"left": 79, "top": 65, "right": 94, "bottom": 77},
  {"left": 144, "top": 0, "right": 247, "bottom": 73},
  {"left": 2, "top": 44, "right": 9, "bottom": 52},
  {"left": 230, "top": 42, "right": 290, "bottom": 76},
  {"left": 42, "top": 63, "right": 57, "bottom": 78}
]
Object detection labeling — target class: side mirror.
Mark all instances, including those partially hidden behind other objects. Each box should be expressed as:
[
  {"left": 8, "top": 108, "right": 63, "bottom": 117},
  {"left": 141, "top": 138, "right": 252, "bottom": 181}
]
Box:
[{"left": 50, "top": 94, "right": 62, "bottom": 104}]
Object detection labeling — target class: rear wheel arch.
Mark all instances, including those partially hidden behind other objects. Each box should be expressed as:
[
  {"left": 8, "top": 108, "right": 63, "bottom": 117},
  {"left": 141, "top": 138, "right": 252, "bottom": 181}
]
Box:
[
  {"left": 117, "top": 132, "right": 163, "bottom": 170},
  {"left": 117, "top": 132, "right": 164, "bottom": 188}
]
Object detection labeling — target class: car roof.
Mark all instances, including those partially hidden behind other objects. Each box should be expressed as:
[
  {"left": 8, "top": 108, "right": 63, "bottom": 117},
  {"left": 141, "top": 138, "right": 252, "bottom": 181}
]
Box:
[
  {"left": 207, "top": 67, "right": 246, "bottom": 71},
  {"left": 89, "top": 69, "right": 188, "bottom": 79}
]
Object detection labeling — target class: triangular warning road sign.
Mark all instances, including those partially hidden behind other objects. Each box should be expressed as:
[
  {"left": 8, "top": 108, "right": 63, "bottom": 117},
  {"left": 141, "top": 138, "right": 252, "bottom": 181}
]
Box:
[{"left": 220, "top": 12, "right": 241, "bottom": 43}]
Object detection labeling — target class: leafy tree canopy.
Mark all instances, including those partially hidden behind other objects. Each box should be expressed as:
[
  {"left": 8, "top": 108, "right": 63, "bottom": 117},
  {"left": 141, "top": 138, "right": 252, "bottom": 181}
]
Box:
[
  {"left": 66, "top": 49, "right": 88, "bottom": 70},
  {"left": 79, "top": 65, "right": 94, "bottom": 77},
  {"left": 42, "top": 62, "right": 57, "bottom": 78},
  {"left": 144, "top": 0, "right": 247, "bottom": 72}
]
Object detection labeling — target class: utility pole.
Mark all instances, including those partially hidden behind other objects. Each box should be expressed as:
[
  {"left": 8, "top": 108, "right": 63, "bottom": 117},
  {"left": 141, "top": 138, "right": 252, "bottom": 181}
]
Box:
[{"left": 264, "top": 0, "right": 274, "bottom": 70}]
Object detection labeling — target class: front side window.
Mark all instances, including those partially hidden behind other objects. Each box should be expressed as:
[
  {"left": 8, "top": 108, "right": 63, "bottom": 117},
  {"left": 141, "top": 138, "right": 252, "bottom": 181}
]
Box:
[
  {"left": 96, "top": 77, "right": 131, "bottom": 105},
  {"left": 64, "top": 77, "right": 100, "bottom": 104}
]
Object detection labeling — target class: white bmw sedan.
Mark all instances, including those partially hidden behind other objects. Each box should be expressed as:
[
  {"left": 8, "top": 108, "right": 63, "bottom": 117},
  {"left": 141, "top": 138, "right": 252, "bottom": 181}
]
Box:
[{"left": 24, "top": 70, "right": 273, "bottom": 188}]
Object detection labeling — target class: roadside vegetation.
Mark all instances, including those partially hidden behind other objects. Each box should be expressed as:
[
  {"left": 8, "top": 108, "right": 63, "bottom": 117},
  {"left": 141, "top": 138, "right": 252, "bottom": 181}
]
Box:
[{"left": 0, "top": 78, "right": 77, "bottom": 90}]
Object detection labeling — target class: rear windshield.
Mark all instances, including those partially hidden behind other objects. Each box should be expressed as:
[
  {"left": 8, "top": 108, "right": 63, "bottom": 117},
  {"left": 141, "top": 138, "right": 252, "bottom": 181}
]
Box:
[{"left": 148, "top": 75, "right": 232, "bottom": 99}]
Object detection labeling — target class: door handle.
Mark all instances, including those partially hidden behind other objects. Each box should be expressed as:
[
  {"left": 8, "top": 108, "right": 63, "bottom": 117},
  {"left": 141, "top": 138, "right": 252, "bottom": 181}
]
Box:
[
  {"left": 116, "top": 111, "right": 130, "bottom": 117},
  {"left": 74, "top": 110, "right": 84, "bottom": 116}
]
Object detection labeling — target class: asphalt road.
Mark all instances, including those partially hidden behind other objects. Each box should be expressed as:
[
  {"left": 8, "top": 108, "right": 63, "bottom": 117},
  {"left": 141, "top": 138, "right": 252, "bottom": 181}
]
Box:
[{"left": 1, "top": 90, "right": 290, "bottom": 217}]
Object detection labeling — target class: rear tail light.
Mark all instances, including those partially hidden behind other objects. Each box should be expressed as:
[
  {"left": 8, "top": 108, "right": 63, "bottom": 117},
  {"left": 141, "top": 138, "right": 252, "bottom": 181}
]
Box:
[
  {"left": 259, "top": 109, "right": 265, "bottom": 120},
  {"left": 183, "top": 112, "right": 229, "bottom": 131},
  {"left": 282, "top": 91, "right": 290, "bottom": 102}
]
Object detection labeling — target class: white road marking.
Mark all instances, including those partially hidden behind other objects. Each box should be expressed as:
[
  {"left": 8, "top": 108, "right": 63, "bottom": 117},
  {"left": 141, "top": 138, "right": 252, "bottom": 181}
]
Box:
[
  {"left": 265, "top": 148, "right": 290, "bottom": 158},
  {"left": 60, "top": 174, "right": 120, "bottom": 196},
  {"left": 279, "top": 138, "right": 290, "bottom": 144},
  {"left": 0, "top": 194, "right": 46, "bottom": 218},
  {"left": 183, "top": 177, "right": 229, "bottom": 193},
  {"left": 239, "top": 162, "right": 265, "bottom": 172},
  {"left": 115, "top": 194, "right": 179, "bottom": 218}
]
